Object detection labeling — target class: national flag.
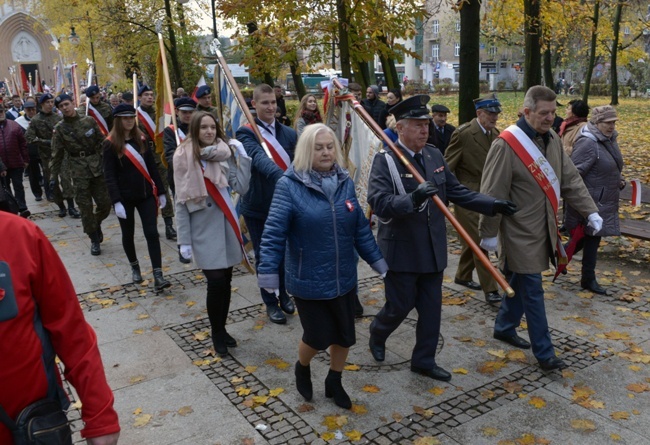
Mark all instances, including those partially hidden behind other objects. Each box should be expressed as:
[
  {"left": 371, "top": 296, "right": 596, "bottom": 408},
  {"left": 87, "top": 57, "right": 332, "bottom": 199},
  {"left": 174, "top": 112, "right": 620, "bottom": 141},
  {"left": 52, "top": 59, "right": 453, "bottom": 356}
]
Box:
[
  {"left": 54, "top": 63, "right": 64, "bottom": 94},
  {"left": 216, "top": 63, "right": 244, "bottom": 138},
  {"left": 191, "top": 75, "right": 206, "bottom": 101},
  {"left": 154, "top": 48, "right": 172, "bottom": 166},
  {"left": 71, "top": 63, "right": 81, "bottom": 106},
  {"left": 19, "top": 65, "right": 29, "bottom": 95},
  {"left": 35, "top": 70, "right": 43, "bottom": 93},
  {"left": 631, "top": 179, "right": 642, "bottom": 206}
]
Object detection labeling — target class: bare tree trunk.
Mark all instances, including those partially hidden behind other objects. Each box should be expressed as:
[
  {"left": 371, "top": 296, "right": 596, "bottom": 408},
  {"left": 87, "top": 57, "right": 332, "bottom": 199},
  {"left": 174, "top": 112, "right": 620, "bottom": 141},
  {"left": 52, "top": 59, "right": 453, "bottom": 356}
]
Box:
[
  {"left": 524, "top": 0, "right": 542, "bottom": 89},
  {"left": 543, "top": 46, "right": 554, "bottom": 90},
  {"left": 582, "top": 0, "right": 600, "bottom": 105},
  {"left": 163, "top": 0, "right": 182, "bottom": 88},
  {"left": 289, "top": 58, "right": 306, "bottom": 100},
  {"left": 377, "top": 35, "right": 399, "bottom": 90},
  {"left": 458, "top": 0, "right": 481, "bottom": 125},
  {"left": 337, "top": 0, "right": 352, "bottom": 79},
  {"left": 610, "top": 2, "right": 622, "bottom": 105}
]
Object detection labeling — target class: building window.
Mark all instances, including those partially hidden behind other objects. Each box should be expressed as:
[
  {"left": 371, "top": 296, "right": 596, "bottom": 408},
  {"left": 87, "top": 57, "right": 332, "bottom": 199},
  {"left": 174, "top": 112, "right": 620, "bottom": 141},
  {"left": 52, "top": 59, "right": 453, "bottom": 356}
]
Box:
[
  {"left": 432, "top": 44, "right": 439, "bottom": 61},
  {"left": 454, "top": 43, "right": 460, "bottom": 57},
  {"left": 455, "top": 20, "right": 461, "bottom": 32},
  {"left": 432, "top": 19, "right": 439, "bottom": 35},
  {"left": 624, "top": 26, "right": 631, "bottom": 36},
  {"left": 488, "top": 45, "right": 497, "bottom": 58}
]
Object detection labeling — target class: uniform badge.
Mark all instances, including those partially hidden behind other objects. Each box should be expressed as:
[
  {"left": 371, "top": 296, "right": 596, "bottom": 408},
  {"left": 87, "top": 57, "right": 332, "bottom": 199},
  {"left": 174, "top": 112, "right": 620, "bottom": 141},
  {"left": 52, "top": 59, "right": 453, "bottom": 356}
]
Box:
[
  {"left": 433, "top": 166, "right": 445, "bottom": 173},
  {"left": 345, "top": 200, "right": 355, "bottom": 212},
  {"left": 85, "top": 129, "right": 95, "bottom": 137}
]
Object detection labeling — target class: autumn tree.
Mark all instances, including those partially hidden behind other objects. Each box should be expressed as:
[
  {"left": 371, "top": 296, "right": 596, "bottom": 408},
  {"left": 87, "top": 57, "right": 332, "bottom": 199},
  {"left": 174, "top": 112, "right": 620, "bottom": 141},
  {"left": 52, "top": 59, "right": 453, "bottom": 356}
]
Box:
[{"left": 457, "top": 0, "right": 481, "bottom": 125}]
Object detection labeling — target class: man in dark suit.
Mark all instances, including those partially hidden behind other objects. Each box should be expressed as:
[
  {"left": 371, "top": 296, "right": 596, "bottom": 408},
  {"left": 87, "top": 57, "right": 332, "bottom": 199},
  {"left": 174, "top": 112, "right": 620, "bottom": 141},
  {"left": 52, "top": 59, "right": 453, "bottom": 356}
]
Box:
[
  {"left": 427, "top": 104, "right": 455, "bottom": 154},
  {"left": 366, "top": 95, "right": 516, "bottom": 381},
  {"left": 236, "top": 84, "right": 298, "bottom": 324},
  {"left": 445, "top": 93, "right": 503, "bottom": 304}
]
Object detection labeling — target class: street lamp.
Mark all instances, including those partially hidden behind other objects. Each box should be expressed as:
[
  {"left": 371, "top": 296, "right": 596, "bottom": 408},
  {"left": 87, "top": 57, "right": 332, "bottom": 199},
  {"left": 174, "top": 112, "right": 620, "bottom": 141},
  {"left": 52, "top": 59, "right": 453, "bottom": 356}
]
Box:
[{"left": 68, "top": 12, "right": 99, "bottom": 86}]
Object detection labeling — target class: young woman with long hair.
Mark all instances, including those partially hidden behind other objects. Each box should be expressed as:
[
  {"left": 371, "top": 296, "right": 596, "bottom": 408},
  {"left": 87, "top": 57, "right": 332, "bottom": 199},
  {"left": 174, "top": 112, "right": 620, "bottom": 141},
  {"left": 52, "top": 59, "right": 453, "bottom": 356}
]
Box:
[{"left": 294, "top": 94, "right": 322, "bottom": 137}]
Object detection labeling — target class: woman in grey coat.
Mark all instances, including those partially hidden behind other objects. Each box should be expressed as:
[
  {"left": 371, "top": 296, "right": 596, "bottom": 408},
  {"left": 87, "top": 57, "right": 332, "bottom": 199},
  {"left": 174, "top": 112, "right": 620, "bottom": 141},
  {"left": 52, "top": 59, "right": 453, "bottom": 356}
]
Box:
[
  {"left": 565, "top": 105, "right": 625, "bottom": 295},
  {"left": 174, "top": 111, "right": 251, "bottom": 355}
]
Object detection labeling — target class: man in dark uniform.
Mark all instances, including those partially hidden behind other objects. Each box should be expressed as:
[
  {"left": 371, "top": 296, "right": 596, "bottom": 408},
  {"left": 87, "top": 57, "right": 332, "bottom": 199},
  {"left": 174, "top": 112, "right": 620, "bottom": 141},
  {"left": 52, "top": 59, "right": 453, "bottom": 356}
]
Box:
[
  {"left": 137, "top": 85, "right": 177, "bottom": 241},
  {"left": 273, "top": 84, "right": 291, "bottom": 127},
  {"left": 78, "top": 85, "right": 113, "bottom": 134},
  {"left": 25, "top": 93, "right": 79, "bottom": 217},
  {"left": 445, "top": 94, "right": 502, "bottom": 304},
  {"left": 163, "top": 97, "right": 196, "bottom": 264},
  {"left": 366, "top": 95, "right": 517, "bottom": 381},
  {"left": 50, "top": 94, "right": 111, "bottom": 255},
  {"left": 427, "top": 104, "right": 455, "bottom": 154},
  {"left": 195, "top": 85, "right": 220, "bottom": 123}
]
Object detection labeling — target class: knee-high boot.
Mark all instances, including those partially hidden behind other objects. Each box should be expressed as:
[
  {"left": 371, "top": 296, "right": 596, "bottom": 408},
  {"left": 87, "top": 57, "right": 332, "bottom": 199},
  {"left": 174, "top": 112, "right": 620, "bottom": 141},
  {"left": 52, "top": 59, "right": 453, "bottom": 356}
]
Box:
[{"left": 206, "top": 277, "right": 231, "bottom": 356}]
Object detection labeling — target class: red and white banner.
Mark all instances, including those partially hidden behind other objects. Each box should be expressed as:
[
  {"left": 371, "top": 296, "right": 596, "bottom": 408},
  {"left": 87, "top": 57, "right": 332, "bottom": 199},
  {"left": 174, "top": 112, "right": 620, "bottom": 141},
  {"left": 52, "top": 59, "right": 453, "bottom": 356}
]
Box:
[
  {"left": 191, "top": 75, "right": 206, "bottom": 101},
  {"left": 631, "top": 179, "right": 642, "bottom": 206}
]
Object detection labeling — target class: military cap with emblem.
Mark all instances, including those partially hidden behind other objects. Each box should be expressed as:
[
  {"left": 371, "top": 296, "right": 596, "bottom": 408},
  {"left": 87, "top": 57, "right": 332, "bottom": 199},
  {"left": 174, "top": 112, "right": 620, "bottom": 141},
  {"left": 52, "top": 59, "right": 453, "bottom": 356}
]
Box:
[
  {"left": 389, "top": 95, "right": 432, "bottom": 121},
  {"left": 85, "top": 85, "right": 100, "bottom": 97},
  {"left": 54, "top": 93, "right": 73, "bottom": 107},
  {"left": 473, "top": 93, "right": 502, "bottom": 113},
  {"left": 112, "top": 103, "right": 137, "bottom": 117},
  {"left": 174, "top": 97, "right": 197, "bottom": 111},
  {"left": 196, "top": 85, "right": 211, "bottom": 98},
  {"left": 138, "top": 85, "right": 152, "bottom": 96},
  {"left": 431, "top": 104, "right": 450, "bottom": 114},
  {"left": 23, "top": 100, "right": 36, "bottom": 109},
  {"left": 39, "top": 93, "right": 54, "bottom": 104}
]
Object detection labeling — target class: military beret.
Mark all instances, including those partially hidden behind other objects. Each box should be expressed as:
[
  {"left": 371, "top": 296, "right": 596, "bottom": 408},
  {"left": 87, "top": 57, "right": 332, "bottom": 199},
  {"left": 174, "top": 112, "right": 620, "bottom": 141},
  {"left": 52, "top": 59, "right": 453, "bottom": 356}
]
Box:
[
  {"left": 174, "top": 97, "right": 197, "bottom": 111},
  {"left": 54, "top": 94, "right": 74, "bottom": 107},
  {"left": 23, "top": 100, "right": 36, "bottom": 108},
  {"left": 389, "top": 95, "right": 432, "bottom": 121},
  {"left": 138, "top": 85, "right": 152, "bottom": 96},
  {"left": 473, "top": 93, "right": 502, "bottom": 113},
  {"left": 39, "top": 93, "right": 54, "bottom": 104},
  {"left": 112, "top": 103, "right": 137, "bottom": 117},
  {"left": 85, "top": 85, "right": 100, "bottom": 97},
  {"left": 195, "top": 85, "right": 211, "bottom": 98},
  {"left": 431, "top": 104, "right": 450, "bottom": 114},
  {"left": 122, "top": 92, "right": 134, "bottom": 102}
]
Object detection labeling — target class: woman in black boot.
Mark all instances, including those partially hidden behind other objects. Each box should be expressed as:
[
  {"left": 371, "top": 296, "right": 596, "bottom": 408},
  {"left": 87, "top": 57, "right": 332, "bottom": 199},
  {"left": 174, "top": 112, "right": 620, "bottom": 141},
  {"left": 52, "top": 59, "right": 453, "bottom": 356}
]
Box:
[
  {"left": 174, "top": 112, "right": 251, "bottom": 356},
  {"left": 258, "top": 124, "right": 387, "bottom": 409},
  {"left": 102, "top": 104, "right": 170, "bottom": 291}
]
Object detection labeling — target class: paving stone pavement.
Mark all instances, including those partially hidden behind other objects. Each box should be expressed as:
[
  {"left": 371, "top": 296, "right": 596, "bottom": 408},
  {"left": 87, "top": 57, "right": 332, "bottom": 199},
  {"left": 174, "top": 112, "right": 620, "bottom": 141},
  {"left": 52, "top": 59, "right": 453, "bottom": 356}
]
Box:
[{"left": 18, "top": 187, "right": 650, "bottom": 445}]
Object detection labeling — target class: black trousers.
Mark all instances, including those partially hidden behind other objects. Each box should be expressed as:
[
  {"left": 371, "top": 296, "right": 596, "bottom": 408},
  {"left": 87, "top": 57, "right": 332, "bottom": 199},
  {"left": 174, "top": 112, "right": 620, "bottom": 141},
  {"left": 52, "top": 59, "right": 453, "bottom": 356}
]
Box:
[
  {"left": 118, "top": 196, "right": 162, "bottom": 269},
  {"left": 581, "top": 235, "right": 602, "bottom": 281},
  {"left": 1, "top": 168, "right": 27, "bottom": 211}
]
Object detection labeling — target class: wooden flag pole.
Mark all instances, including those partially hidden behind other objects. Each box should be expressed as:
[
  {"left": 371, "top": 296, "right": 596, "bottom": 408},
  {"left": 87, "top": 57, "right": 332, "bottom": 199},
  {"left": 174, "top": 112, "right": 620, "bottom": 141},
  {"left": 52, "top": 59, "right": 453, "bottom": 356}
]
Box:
[
  {"left": 157, "top": 32, "right": 179, "bottom": 145},
  {"left": 133, "top": 72, "right": 138, "bottom": 125}
]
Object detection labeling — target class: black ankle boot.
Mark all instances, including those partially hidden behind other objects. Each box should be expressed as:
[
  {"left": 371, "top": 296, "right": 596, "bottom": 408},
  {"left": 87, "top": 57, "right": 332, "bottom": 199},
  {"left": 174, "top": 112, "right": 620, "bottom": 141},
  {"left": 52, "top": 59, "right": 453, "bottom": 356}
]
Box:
[
  {"left": 58, "top": 205, "right": 67, "bottom": 218},
  {"left": 89, "top": 231, "right": 101, "bottom": 256},
  {"left": 581, "top": 278, "right": 608, "bottom": 295},
  {"left": 131, "top": 261, "right": 143, "bottom": 284},
  {"left": 207, "top": 276, "right": 232, "bottom": 356},
  {"left": 325, "top": 370, "right": 351, "bottom": 409},
  {"left": 295, "top": 361, "right": 313, "bottom": 401},
  {"left": 153, "top": 268, "right": 171, "bottom": 292},
  {"left": 67, "top": 199, "right": 80, "bottom": 218},
  {"left": 164, "top": 217, "right": 177, "bottom": 240}
]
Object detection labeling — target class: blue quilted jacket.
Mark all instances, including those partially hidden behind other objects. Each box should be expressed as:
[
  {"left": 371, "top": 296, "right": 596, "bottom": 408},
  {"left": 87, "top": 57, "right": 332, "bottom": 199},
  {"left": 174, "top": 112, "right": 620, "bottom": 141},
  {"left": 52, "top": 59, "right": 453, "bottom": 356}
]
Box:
[{"left": 258, "top": 164, "right": 387, "bottom": 300}]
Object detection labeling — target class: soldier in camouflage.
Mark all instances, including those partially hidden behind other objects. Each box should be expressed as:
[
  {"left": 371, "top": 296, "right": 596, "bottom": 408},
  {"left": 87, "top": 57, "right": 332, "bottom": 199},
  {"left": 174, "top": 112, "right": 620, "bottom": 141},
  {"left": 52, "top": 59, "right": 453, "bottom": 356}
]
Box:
[
  {"left": 78, "top": 85, "right": 113, "bottom": 135},
  {"left": 195, "top": 85, "right": 220, "bottom": 123},
  {"left": 50, "top": 94, "right": 111, "bottom": 255},
  {"left": 25, "top": 93, "right": 80, "bottom": 218},
  {"left": 136, "top": 85, "right": 177, "bottom": 240}
]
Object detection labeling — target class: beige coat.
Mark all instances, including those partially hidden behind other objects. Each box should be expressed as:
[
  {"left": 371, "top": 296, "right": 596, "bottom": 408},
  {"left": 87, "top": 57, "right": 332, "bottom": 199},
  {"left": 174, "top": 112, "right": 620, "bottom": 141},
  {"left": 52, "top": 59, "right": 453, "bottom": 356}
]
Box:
[
  {"left": 561, "top": 121, "right": 587, "bottom": 155},
  {"left": 479, "top": 126, "right": 598, "bottom": 274}
]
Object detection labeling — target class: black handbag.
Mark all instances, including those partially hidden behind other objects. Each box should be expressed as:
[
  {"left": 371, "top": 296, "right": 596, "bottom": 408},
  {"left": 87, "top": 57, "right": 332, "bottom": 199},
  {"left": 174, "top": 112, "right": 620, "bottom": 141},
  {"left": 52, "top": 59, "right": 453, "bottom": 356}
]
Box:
[
  {"left": 0, "top": 399, "right": 72, "bottom": 445},
  {"left": 0, "top": 181, "right": 20, "bottom": 214}
]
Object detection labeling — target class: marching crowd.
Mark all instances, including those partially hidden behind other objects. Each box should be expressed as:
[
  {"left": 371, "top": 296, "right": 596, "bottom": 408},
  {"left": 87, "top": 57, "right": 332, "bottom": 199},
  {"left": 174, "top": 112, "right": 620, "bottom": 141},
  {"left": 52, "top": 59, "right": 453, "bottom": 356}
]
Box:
[{"left": 0, "top": 82, "right": 625, "bottom": 444}]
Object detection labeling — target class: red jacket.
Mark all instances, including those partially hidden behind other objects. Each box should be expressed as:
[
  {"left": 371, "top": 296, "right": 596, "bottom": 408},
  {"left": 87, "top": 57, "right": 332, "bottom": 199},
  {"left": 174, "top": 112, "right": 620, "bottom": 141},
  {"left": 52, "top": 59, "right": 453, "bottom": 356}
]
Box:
[
  {"left": 0, "top": 213, "right": 120, "bottom": 443},
  {"left": 0, "top": 119, "right": 28, "bottom": 169}
]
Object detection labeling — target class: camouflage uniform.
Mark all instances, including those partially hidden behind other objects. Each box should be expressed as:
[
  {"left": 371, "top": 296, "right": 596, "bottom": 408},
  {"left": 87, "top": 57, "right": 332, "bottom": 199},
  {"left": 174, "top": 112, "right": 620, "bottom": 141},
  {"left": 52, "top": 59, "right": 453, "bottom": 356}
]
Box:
[
  {"left": 138, "top": 105, "right": 174, "bottom": 219},
  {"left": 78, "top": 100, "right": 114, "bottom": 133},
  {"left": 25, "top": 110, "right": 74, "bottom": 205},
  {"left": 50, "top": 113, "right": 110, "bottom": 235},
  {"left": 197, "top": 104, "right": 220, "bottom": 124}
]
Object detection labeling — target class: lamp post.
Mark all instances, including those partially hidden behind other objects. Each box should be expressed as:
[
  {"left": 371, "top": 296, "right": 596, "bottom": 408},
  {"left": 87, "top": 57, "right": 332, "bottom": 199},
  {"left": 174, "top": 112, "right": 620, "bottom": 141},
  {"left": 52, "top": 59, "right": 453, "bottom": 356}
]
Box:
[{"left": 68, "top": 12, "right": 98, "bottom": 85}]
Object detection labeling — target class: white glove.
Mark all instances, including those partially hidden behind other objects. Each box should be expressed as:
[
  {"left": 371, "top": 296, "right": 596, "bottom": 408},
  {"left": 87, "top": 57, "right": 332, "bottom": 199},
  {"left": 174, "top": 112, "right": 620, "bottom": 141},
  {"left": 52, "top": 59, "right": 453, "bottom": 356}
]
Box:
[
  {"left": 229, "top": 138, "right": 248, "bottom": 158},
  {"left": 380, "top": 272, "right": 387, "bottom": 279},
  {"left": 114, "top": 202, "right": 127, "bottom": 219},
  {"left": 263, "top": 288, "right": 280, "bottom": 296},
  {"left": 158, "top": 194, "right": 167, "bottom": 209},
  {"left": 180, "top": 244, "right": 192, "bottom": 260},
  {"left": 480, "top": 237, "right": 498, "bottom": 252},
  {"left": 587, "top": 212, "right": 603, "bottom": 234}
]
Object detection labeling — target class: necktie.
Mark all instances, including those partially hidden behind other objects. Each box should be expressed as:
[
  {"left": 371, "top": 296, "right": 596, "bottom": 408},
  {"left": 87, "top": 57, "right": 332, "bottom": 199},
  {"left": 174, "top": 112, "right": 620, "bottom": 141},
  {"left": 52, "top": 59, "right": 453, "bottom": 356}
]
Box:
[
  {"left": 486, "top": 131, "right": 492, "bottom": 144},
  {"left": 438, "top": 127, "right": 444, "bottom": 136},
  {"left": 414, "top": 153, "right": 426, "bottom": 174}
]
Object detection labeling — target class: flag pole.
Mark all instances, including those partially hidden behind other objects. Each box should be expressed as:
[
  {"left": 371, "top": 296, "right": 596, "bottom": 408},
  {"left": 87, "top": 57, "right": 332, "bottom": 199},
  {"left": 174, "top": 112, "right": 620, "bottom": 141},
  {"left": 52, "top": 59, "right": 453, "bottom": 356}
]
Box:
[
  {"left": 330, "top": 78, "right": 514, "bottom": 298},
  {"left": 132, "top": 72, "right": 138, "bottom": 125},
  {"left": 209, "top": 38, "right": 273, "bottom": 160},
  {"left": 157, "top": 32, "right": 179, "bottom": 146},
  {"left": 84, "top": 60, "right": 93, "bottom": 116}
]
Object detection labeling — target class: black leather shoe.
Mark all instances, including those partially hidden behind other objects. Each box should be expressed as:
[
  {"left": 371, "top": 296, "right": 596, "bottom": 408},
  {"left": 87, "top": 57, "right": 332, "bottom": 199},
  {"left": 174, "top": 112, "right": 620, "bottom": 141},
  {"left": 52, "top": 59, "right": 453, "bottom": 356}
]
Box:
[
  {"left": 538, "top": 356, "right": 567, "bottom": 371},
  {"left": 279, "top": 293, "right": 295, "bottom": 314},
  {"left": 19, "top": 209, "right": 31, "bottom": 218},
  {"left": 90, "top": 240, "right": 101, "bottom": 256},
  {"left": 580, "top": 279, "right": 608, "bottom": 295},
  {"left": 368, "top": 335, "right": 385, "bottom": 362},
  {"left": 58, "top": 206, "right": 66, "bottom": 218},
  {"left": 224, "top": 331, "right": 237, "bottom": 348},
  {"left": 411, "top": 365, "right": 452, "bottom": 382},
  {"left": 178, "top": 247, "right": 191, "bottom": 264},
  {"left": 213, "top": 332, "right": 228, "bottom": 356},
  {"left": 493, "top": 332, "right": 531, "bottom": 349},
  {"left": 266, "top": 305, "right": 287, "bottom": 324},
  {"left": 68, "top": 207, "right": 81, "bottom": 218},
  {"left": 295, "top": 361, "right": 313, "bottom": 401},
  {"left": 485, "top": 291, "right": 501, "bottom": 304},
  {"left": 454, "top": 279, "right": 481, "bottom": 290},
  {"left": 35, "top": 196, "right": 43, "bottom": 202},
  {"left": 131, "top": 264, "right": 143, "bottom": 284}
]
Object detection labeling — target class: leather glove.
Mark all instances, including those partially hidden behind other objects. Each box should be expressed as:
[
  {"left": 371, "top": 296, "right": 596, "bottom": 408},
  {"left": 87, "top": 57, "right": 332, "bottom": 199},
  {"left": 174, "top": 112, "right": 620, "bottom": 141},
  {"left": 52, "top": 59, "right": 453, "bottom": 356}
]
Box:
[
  {"left": 49, "top": 179, "right": 57, "bottom": 190},
  {"left": 493, "top": 199, "right": 518, "bottom": 216},
  {"left": 263, "top": 288, "right": 280, "bottom": 296},
  {"left": 180, "top": 244, "right": 193, "bottom": 260},
  {"left": 158, "top": 194, "right": 167, "bottom": 209},
  {"left": 114, "top": 202, "right": 127, "bottom": 219},
  {"left": 229, "top": 138, "right": 248, "bottom": 158},
  {"left": 410, "top": 181, "right": 438, "bottom": 207},
  {"left": 480, "top": 237, "right": 498, "bottom": 252},
  {"left": 587, "top": 213, "right": 603, "bottom": 233}
]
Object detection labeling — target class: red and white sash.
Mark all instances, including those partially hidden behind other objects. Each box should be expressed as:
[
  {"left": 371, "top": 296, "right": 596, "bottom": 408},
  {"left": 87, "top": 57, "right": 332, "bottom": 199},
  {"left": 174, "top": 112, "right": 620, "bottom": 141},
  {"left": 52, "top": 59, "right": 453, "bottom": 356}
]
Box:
[
  {"left": 168, "top": 124, "right": 186, "bottom": 142},
  {"left": 87, "top": 103, "right": 108, "bottom": 136},
  {"left": 137, "top": 107, "right": 156, "bottom": 141},
  {"left": 122, "top": 142, "right": 159, "bottom": 212},
  {"left": 499, "top": 125, "right": 567, "bottom": 263},
  {"left": 202, "top": 168, "right": 252, "bottom": 270},
  {"left": 245, "top": 122, "right": 290, "bottom": 171}
]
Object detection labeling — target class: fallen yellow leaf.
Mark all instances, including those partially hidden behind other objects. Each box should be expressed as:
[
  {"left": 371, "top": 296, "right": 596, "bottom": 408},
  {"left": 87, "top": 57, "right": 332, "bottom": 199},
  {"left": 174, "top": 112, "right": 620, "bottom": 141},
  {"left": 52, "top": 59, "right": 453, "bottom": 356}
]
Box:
[
  {"left": 413, "top": 437, "right": 441, "bottom": 445},
  {"left": 350, "top": 404, "right": 368, "bottom": 414},
  {"left": 322, "top": 414, "right": 348, "bottom": 430},
  {"left": 129, "top": 375, "right": 145, "bottom": 384},
  {"left": 344, "top": 364, "right": 361, "bottom": 371},
  {"left": 626, "top": 382, "right": 650, "bottom": 393},
  {"left": 487, "top": 349, "right": 506, "bottom": 358},
  {"left": 428, "top": 386, "right": 446, "bottom": 396},
  {"left": 133, "top": 328, "right": 144, "bottom": 335},
  {"left": 528, "top": 396, "right": 546, "bottom": 408},
  {"left": 133, "top": 407, "right": 142, "bottom": 415},
  {"left": 269, "top": 388, "right": 284, "bottom": 397},
  {"left": 452, "top": 368, "right": 468, "bottom": 374},
  {"left": 244, "top": 365, "right": 258, "bottom": 373},
  {"left": 345, "top": 430, "right": 362, "bottom": 441},
  {"left": 120, "top": 302, "right": 138, "bottom": 310},
  {"left": 482, "top": 426, "right": 499, "bottom": 437},
  {"left": 610, "top": 411, "right": 630, "bottom": 420},
  {"left": 186, "top": 301, "right": 196, "bottom": 308},
  {"left": 362, "top": 384, "right": 380, "bottom": 393},
  {"left": 265, "top": 358, "right": 290, "bottom": 370},
  {"left": 177, "top": 406, "right": 193, "bottom": 416},
  {"left": 236, "top": 386, "right": 251, "bottom": 396},
  {"left": 321, "top": 432, "right": 335, "bottom": 441},
  {"left": 137, "top": 314, "right": 149, "bottom": 320},
  {"left": 133, "top": 413, "right": 152, "bottom": 427},
  {"left": 193, "top": 330, "right": 210, "bottom": 341},
  {"left": 570, "top": 418, "right": 596, "bottom": 431},
  {"left": 252, "top": 395, "right": 269, "bottom": 405}
]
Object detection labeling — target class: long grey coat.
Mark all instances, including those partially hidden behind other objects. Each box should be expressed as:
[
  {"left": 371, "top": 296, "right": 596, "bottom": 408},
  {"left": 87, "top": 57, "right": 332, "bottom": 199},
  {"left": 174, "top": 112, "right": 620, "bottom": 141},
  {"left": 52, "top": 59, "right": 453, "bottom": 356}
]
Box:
[
  {"left": 176, "top": 154, "right": 252, "bottom": 270},
  {"left": 565, "top": 122, "right": 624, "bottom": 237}
]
